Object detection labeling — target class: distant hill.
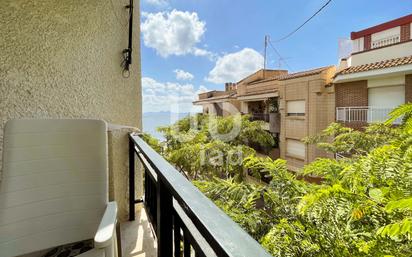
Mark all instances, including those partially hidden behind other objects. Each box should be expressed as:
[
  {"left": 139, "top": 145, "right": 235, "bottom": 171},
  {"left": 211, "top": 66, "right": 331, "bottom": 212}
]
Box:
[
  {"left": 143, "top": 111, "right": 189, "bottom": 117},
  {"left": 143, "top": 111, "right": 193, "bottom": 140}
]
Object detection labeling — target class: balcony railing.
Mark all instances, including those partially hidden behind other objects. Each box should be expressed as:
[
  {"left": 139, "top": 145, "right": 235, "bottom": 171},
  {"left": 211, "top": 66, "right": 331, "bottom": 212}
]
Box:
[
  {"left": 128, "top": 133, "right": 272, "bottom": 257},
  {"left": 371, "top": 34, "right": 400, "bottom": 49},
  {"left": 250, "top": 113, "right": 269, "bottom": 122},
  {"left": 336, "top": 106, "right": 401, "bottom": 124}
]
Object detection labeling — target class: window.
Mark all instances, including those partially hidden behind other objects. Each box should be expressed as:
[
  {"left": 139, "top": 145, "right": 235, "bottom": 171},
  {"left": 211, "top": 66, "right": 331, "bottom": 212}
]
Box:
[
  {"left": 286, "top": 139, "right": 305, "bottom": 159},
  {"left": 287, "top": 100, "right": 305, "bottom": 116},
  {"left": 368, "top": 85, "right": 405, "bottom": 123},
  {"left": 368, "top": 85, "right": 405, "bottom": 108}
]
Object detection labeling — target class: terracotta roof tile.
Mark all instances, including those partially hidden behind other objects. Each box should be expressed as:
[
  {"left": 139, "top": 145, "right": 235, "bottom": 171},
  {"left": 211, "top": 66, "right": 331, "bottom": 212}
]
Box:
[
  {"left": 256, "top": 66, "right": 333, "bottom": 83},
  {"left": 276, "top": 66, "right": 333, "bottom": 80},
  {"left": 338, "top": 55, "right": 412, "bottom": 75},
  {"left": 193, "top": 92, "right": 236, "bottom": 104}
]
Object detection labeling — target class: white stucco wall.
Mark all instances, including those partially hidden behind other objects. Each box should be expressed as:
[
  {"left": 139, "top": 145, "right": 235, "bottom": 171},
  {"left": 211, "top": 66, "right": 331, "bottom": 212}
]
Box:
[
  {"left": 351, "top": 41, "right": 412, "bottom": 66},
  {"left": 368, "top": 75, "right": 406, "bottom": 88},
  {"left": 352, "top": 37, "right": 364, "bottom": 53},
  {"left": 0, "top": 0, "right": 142, "bottom": 220},
  {"left": 410, "top": 22, "right": 412, "bottom": 38},
  {"left": 0, "top": 0, "right": 142, "bottom": 167},
  {"left": 371, "top": 26, "right": 400, "bottom": 42}
]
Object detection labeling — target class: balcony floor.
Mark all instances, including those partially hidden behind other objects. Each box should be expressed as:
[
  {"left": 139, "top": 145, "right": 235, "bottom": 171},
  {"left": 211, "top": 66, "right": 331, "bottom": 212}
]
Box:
[{"left": 120, "top": 206, "right": 157, "bottom": 257}]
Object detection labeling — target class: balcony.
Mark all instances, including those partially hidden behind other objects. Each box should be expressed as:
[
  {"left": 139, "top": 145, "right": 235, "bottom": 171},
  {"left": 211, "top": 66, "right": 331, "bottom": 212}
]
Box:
[
  {"left": 336, "top": 106, "right": 401, "bottom": 124},
  {"left": 128, "top": 134, "right": 272, "bottom": 257},
  {"left": 250, "top": 113, "right": 270, "bottom": 122},
  {"left": 371, "top": 34, "right": 400, "bottom": 49}
]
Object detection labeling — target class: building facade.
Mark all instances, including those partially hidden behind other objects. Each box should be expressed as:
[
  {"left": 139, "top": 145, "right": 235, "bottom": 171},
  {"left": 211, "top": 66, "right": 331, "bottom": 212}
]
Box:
[
  {"left": 194, "top": 66, "right": 336, "bottom": 171},
  {"left": 193, "top": 83, "right": 240, "bottom": 117},
  {"left": 195, "top": 14, "right": 412, "bottom": 170},
  {"left": 334, "top": 14, "right": 412, "bottom": 128}
]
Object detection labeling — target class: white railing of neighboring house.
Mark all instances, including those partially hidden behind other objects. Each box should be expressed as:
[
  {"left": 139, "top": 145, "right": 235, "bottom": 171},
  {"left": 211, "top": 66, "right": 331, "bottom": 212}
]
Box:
[
  {"left": 336, "top": 106, "right": 402, "bottom": 125},
  {"left": 371, "top": 34, "right": 400, "bottom": 49}
]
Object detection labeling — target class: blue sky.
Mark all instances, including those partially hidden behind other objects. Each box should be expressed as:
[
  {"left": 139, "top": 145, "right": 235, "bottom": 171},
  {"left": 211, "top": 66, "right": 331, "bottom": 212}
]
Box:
[{"left": 140, "top": 0, "right": 412, "bottom": 113}]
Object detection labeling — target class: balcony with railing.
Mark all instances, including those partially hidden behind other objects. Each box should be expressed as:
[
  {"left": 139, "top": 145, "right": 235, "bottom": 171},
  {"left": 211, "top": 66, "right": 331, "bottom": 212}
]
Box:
[
  {"left": 336, "top": 106, "right": 401, "bottom": 124},
  {"left": 371, "top": 34, "right": 401, "bottom": 49},
  {"left": 128, "top": 133, "right": 272, "bottom": 257},
  {"left": 250, "top": 113, "right": 270, "bottom": 122}
]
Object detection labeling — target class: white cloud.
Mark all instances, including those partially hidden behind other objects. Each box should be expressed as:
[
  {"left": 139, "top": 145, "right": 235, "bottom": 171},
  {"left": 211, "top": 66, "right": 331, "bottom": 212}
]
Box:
[
  {"left": 174, "top": 69, "right": 194, "bottom": 81},
  {"left": 206, "top": 48, "right": 264, "bottom": 84},
  {"left": 192, "top": 47, "right": 217, "bottom": 60},
  {"left": 142, "top": 77, "right": 208, "bottom": 113},
  {"left": 141, "top": 10, "right": 213, "bottom": 58},
  {"left": 145, "top": 0, "right": 169, "bottom": 7}
]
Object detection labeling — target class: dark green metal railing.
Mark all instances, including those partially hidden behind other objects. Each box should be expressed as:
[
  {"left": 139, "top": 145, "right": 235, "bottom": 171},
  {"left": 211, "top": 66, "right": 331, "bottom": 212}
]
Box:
[{"left": 128, "top": 133, "right": 272, "bottom": 257}]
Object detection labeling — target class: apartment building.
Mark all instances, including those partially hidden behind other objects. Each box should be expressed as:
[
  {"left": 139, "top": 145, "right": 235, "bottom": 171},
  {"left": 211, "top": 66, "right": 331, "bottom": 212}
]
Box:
[
  {"left": 193, "top": 82, "right": 240, "bottom": 116},
  {"left": 194, "top": 66, "right": 336, "bottom": 171},
  {"left": 195, "top": 13, "right": 412, "bottom": 170},
  {"left": 334, "top": 14, "right": 412, "bottom": 128}
]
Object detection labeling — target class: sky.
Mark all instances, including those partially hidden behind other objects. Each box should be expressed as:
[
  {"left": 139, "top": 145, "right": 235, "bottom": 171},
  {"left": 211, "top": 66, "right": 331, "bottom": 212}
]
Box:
[{"left": 140, "top": 0, "right": 412, "bottom": 113}]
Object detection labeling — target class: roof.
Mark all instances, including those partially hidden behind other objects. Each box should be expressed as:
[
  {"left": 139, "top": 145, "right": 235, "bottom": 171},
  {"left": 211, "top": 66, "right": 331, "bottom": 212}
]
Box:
[
  {"left": 337, "top": 55, "right": 412, "bottom": 75},
  {"left": 276, "top": 66, "right": 333, "bottom": 80},
  {"left": 351, "top": 14, "right": 412, "bottom": 40},
  {"left": 257, "top": 66, "right": 333, "bottom": 83},
  {"left": 236, "top": 69, "right": 288, "bottom": 84},
  {"left": 193, "top": 92, "right": 236, "bottom": 104}
]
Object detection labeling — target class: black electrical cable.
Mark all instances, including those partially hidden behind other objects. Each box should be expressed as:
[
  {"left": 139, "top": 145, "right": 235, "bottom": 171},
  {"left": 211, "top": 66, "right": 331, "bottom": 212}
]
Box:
[{"left": 272, "top": 0, "right": 332, "bottom": 43}]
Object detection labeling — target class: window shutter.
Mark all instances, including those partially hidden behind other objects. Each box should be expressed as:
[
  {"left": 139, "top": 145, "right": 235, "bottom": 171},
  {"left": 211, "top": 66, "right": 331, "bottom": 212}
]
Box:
[
  {"left": 286, "top": 139, "right": 305, "bottom": 158},
  {"left": 287, "top": 100, "right": 305, "bottom": 114}
]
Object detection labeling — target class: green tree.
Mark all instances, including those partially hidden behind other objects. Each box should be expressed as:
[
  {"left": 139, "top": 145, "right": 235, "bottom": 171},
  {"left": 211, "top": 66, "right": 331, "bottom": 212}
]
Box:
[
  {"left": 141, "top": 132, "right": 163, "bottom": 154},
  {"left": 156, "top": 114, "right": 274, "bottom": 179},
  {"left": 143, "top": 104, "right": 412, "bottom": 256},
  {"left": 196, "top": 104, "right": 412, "bottom": 256}
]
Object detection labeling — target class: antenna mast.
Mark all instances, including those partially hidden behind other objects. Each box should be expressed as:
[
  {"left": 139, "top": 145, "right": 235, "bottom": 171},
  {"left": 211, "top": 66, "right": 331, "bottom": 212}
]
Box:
[{"left": 264, "top": 35, "right": 268, "bottom": 70}]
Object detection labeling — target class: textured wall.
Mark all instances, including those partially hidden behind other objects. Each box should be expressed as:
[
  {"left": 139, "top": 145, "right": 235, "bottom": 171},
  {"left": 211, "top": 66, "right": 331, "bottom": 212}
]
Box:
[
  {"left": 335, "top": 80, "right": 368, "bottom": 107},
  {"left": 401, "top": 23, "right": 411, "bottom": 41},
  {"left": 335, "top": 80, "right": 368, "bottom": 130},
  {"left": 108, "top": 126, "right": 143, "bottom": 222},
  {"left": 0, "top": 0, "right": 142, "bottom": 170},
  {"left": 278, "top": 67, "right": 336, "bottom": 170}
]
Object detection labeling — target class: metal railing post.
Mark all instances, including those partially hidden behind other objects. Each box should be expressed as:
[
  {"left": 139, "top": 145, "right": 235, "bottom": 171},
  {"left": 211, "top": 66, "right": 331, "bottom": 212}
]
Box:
[
  {"left": 369, "top": 108, "right": 373, "bottom": 123},
  {"left": 157, "top": 178, "right": 173, "bottom": 257},
  {"left": 129, "top": 136, "right": 136, "bottom": 221},
  {"left": 174, "top": 215, "right": 182, "bottom": 257}
]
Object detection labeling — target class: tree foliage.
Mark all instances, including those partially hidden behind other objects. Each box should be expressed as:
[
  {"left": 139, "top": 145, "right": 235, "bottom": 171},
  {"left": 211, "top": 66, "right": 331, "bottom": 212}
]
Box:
[
  {"left": 143, "top": 104, "right": 412, "bottom": 256},
  {"left": 141, "top": 132, "right": 163, "bottom": 154},
  {"left": 155, "top": 114, "right": 274, "bottom": 180},
  {"left": 195, "top": 104, "right": 412, "bottom": 256}
]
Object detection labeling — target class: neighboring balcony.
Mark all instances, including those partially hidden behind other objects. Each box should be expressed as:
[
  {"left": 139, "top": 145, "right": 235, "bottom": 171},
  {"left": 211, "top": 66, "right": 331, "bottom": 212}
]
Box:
[
  {"left": 250, "top": 113, "right": 270, "bottom": 122},
  {"left": 248, "top": 113, "right": 280, "bottom": 133},
  {"left": 336, "top": 106, "right": 402, "bottom": 124}
]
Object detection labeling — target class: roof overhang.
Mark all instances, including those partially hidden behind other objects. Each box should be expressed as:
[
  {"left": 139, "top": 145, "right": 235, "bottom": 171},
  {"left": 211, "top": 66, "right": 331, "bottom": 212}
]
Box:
[
  {"left": 236, "top": 92, "right": 278, "bottom": 101},
  {"left": 193, "top": 97, "right": 233, "bottom": 105},
  {"left": 351, "top": 14, "right": 412, "bottom": 40},
  {"left": 334, "top": 63, "right": 412, "bottom": 83}
]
